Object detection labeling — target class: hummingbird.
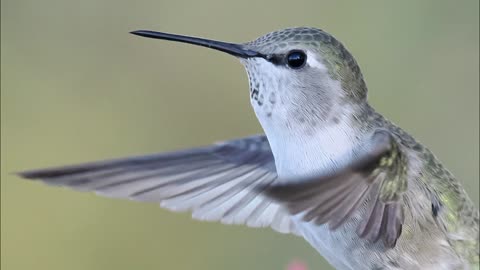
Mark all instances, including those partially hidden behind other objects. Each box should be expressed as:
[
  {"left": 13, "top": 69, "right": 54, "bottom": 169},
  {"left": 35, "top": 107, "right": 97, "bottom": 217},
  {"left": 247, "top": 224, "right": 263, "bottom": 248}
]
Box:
[{"left": 19, "top": 27, "right": 479, "bottom": 270}]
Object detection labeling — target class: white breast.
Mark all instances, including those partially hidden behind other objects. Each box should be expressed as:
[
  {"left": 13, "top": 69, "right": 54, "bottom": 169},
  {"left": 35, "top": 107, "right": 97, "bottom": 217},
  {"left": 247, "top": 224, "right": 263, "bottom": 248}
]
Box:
[{"left": 267, "top": 122, "right": 360, "bottom": 180}]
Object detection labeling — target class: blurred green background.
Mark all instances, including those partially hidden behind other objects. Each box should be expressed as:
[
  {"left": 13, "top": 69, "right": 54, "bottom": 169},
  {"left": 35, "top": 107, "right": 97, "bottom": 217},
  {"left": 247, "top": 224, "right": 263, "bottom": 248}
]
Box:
[{"left": 1, "top": 1, "right": 478, "bottom": 269}]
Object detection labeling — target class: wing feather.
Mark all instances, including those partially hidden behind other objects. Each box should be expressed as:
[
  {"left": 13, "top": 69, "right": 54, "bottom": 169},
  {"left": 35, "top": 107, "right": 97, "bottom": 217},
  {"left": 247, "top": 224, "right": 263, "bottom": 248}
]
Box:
[
  {"left": 19, "top": 135, "right": 297, "bottom": 235},
  {"left": 263, "top": 130, "right": 408, "bottom": 248}
]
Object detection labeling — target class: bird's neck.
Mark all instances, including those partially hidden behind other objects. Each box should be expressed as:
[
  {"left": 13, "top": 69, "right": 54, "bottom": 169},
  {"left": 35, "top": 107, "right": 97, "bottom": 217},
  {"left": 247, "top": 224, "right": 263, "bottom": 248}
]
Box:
[{"left": 261, "top": 103, "right": 373, "bottom": 180}]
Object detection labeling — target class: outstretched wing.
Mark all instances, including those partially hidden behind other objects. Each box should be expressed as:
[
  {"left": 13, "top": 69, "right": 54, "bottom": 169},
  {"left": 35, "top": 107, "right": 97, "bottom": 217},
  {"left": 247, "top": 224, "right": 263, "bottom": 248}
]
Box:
[
  {"left": 263, "top": 130, "right": 408, "bottom": 247},
  {"left": 18, "top": 135, "right": 297, "bottom": 234}
]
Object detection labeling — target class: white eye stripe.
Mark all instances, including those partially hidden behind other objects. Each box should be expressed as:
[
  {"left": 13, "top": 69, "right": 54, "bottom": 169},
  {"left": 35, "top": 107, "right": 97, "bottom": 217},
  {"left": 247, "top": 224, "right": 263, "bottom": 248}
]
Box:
[{"left": 306, "top": 51, "right": 327, "bottom": 71}]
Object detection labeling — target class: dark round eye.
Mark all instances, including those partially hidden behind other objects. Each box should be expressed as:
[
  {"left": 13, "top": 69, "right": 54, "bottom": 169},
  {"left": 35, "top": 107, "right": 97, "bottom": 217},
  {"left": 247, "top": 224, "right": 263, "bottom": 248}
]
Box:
[{"left": 286, "top": 50, "right": 307, "bottom": 69}]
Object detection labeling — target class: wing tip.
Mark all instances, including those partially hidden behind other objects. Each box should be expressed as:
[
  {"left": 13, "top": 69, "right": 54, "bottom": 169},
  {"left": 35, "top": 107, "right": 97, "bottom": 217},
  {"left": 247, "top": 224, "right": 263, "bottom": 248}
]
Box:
[
  {"left": 15, "top": 167, "right": 67, "bottom": 180},
  {"left": 15, "top": 169, "right": 41, "bottom": 180},
  {"left": 15, "top": 163, "right": 101, "bottom": 180}
]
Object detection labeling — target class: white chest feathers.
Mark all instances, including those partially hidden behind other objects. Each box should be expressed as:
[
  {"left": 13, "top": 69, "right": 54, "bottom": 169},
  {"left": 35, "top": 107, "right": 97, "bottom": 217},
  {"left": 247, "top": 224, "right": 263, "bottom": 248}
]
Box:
[{"left": 267, "top": 122, "right": 360, "bottom": 180}]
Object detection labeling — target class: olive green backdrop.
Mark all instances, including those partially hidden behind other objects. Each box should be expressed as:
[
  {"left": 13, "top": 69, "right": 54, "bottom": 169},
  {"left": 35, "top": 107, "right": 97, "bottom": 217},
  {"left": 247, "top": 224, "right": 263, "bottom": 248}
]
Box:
[{"left": 1, "top": 1, "right": 478, "bottom": 270}]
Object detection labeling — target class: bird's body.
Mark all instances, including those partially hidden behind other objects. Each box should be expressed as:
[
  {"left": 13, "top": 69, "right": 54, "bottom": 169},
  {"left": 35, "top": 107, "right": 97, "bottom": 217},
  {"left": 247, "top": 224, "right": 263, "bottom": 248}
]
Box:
[
  {"left": 284, "top": 108, "right": 479, "bottom": 269},
  {"left": 19, "top": 27, "right": 479, "bottom": 269}
]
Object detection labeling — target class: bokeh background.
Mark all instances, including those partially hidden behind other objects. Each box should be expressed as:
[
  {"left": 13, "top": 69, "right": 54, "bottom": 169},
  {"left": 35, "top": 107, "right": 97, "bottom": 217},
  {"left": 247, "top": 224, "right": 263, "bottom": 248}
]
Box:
[{"left": 1, "top": 1, "right": 478, "bottom": 269}]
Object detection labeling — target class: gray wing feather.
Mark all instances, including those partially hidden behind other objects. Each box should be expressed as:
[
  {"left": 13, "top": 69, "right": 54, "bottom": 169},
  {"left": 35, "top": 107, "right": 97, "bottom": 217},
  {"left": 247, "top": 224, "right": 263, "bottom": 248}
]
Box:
[
  {"left": 19, "top": 135, "right": 297, "bottom": 235},
  {"left": 263, "top": 130, "right": 407, "bottom": 248}
]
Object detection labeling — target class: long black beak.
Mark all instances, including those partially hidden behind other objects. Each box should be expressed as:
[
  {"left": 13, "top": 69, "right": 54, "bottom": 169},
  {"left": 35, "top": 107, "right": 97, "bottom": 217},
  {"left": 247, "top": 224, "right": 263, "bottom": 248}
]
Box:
[{"left": 130, "top": 30, "right": 264, "bottom": 59}]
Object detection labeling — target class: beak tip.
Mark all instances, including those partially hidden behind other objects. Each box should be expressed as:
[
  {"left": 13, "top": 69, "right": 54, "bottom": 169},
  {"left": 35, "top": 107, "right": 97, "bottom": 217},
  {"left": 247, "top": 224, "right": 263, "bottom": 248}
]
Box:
[{"left": 130, "top": 30, "right": 148, "bottom": 37}]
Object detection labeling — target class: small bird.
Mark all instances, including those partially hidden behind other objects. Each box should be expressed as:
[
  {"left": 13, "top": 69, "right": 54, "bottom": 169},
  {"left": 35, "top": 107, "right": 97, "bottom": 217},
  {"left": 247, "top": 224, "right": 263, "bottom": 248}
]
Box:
[{"left": 19, "top": 27, "right": 479, "bottom": 270}]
